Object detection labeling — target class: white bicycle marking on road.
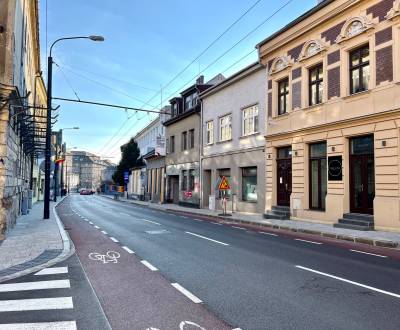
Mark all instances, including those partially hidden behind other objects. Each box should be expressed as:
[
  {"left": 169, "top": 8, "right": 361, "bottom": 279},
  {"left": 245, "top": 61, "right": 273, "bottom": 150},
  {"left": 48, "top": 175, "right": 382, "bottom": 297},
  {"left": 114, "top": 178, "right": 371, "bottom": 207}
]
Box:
[
  {"left": 88, "top": 251, "right": 120, "bottom": 264},
  {"left": 145, "top": 320, "right": 207, "bottom": 330}
]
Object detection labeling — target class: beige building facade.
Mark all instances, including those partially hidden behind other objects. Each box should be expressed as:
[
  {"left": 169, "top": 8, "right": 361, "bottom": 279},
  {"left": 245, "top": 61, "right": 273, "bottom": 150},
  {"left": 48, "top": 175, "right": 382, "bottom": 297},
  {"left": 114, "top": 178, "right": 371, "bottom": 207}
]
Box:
[{"left": 258, "top": 0, "right": 400, "bottom": 231}]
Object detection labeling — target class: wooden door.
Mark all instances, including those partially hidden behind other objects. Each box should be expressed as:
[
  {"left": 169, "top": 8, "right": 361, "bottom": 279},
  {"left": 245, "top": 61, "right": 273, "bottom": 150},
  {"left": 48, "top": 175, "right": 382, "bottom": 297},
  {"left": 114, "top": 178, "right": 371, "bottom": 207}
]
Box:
[
  {"left": 277, "top": 158, "right": 292, "bottom": 206},
  {"left": 350, "top": 154, "right": 374, "bottom": 214}
]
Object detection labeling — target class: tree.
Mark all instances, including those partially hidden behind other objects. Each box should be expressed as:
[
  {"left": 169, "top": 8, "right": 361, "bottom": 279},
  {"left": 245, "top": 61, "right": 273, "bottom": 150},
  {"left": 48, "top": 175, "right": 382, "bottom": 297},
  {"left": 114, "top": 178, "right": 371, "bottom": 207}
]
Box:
[{"left": 112, "top": 138, "right": 144, "bottom": 186}]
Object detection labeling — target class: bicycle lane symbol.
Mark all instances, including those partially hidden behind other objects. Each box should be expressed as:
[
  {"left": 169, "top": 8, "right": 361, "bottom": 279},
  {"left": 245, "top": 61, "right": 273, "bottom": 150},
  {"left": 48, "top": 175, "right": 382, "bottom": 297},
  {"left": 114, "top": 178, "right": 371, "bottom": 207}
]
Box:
[
  {"left": 146, "top": 320, "right": 206, "bottom": 330},
  {"left": 88, "top": 251, "right": 120, "bottom": 264}
]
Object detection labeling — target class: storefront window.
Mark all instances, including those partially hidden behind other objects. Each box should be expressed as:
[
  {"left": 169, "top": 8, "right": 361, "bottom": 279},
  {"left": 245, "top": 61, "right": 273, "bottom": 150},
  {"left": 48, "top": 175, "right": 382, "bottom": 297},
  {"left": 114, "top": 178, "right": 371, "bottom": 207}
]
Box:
[
  {"left": 309, "top": 142, "right": 327, "bottom": 210},
  {"left": 242, "top": 167, "right": 257, "bottom": 202}
]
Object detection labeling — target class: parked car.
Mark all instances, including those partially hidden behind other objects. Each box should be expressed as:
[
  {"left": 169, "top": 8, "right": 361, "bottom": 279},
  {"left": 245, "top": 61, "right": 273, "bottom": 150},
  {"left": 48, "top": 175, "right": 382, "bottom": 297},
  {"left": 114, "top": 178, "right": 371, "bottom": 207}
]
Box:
[{"left": 80, "top": 189, "right": 94, "bottom": 195}]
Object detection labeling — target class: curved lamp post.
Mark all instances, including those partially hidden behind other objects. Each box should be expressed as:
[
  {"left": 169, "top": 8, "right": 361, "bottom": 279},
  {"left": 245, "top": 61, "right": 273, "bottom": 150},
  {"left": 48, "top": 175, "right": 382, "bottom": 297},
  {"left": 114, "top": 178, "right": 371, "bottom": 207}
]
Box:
[{"left": 44, "top": 36, "right": 104, "bottom": 219}]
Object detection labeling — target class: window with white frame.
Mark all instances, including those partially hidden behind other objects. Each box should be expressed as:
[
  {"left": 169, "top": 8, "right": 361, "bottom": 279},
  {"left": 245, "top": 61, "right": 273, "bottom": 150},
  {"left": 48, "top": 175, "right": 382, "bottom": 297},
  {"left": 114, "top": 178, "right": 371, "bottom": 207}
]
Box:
[
  {"left": 206, "top": 121, "right": 214, "bottom": 144},
  {"left": 242, "top": 105, "right": 259, "bottom": 136},
  {"left": 219, "top": 114, "right": 232, "bottom": 142}
]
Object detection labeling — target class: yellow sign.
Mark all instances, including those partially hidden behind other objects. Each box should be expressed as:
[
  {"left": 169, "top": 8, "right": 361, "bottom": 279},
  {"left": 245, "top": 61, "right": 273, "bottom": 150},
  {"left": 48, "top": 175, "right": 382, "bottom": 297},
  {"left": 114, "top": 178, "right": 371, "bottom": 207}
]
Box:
[{"left": 218, "top": 176, "right": 231, "bottom": 190}]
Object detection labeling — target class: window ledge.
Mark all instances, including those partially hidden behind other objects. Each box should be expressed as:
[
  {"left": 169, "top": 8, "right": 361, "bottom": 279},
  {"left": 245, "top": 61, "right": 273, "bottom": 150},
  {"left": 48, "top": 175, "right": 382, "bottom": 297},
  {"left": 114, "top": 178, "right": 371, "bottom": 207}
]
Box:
[
  {"left": 272, "top": 112, "right": 290, "bottom": 120},
  {"left": 304, "top": 208, "right": 326, "bottom": 213},
  {"left": 216, "top": 139, "right": 233, "bottom": 144},
  {"left": 343, "top": 89, "right": 370, "bottom": 100},
  {"left": 302, "top": 103, "right": 324, "bottom": 111},
  {"left": 240, "top": 200, "right": 258, "bottom": 203},
  {"left": 240, "top": 132, "right": 260, "bottom": 139}
]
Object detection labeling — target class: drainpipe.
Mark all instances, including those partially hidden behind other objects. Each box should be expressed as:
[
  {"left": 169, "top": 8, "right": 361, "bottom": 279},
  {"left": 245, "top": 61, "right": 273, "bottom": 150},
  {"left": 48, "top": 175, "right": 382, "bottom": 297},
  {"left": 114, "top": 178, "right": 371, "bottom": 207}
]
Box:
[{"left": 199, "top": 98, "right": 203, "bottom": 209}]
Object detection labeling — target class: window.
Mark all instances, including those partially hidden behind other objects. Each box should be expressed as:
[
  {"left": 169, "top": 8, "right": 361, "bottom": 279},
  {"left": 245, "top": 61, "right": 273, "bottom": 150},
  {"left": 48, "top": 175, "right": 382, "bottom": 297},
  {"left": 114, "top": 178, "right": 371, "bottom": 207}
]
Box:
[
  {"left": 242, "top": 167, "right": 257, "bottom": 202},
  {"left": 219, "top": 114, "right": 232, "bottom": 141},
  {"left": 206, "top": 121, "right": 214, "bottom": 144},
  {"left": 189, "top": 169, "right": 195, "bottom": 191},
  {"left": 278, "top": 78, "right": 289, "bottom": 115},
  {"left": 170, "top": 136, "right": 175, "bottom": 153},
  {"left": 309, "top": 64, "right": 323, "bottom": 106},
  {"left": 242, "top": 105, "right": 259, "bottom": 136},
  {"left": 350, "top": 45, "right": 369, "bottom": 94},
  {"left": 181, "top": 132, "right": 187, "bottom": 151},
  {"left": 181, "top": 170, "right": 187, "bottom": 190},
  {"left": 184, "top": 92, "right": 198, "bottom": 110},
  {"left": 309, "top": 142, "right": 327, "bottom": 210},
  {"left": 189, "top": 129, "right": 195, "bottom": 149},
  {"left": 172, "top": 103, "right": 178, "bottom": 116}
]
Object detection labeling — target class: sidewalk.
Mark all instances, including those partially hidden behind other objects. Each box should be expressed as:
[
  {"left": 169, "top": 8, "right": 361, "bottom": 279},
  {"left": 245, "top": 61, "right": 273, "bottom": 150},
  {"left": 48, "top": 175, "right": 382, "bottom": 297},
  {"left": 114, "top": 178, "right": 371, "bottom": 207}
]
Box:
[
  {"left": 104, "top": 194, "right": 400, "bottom": 249},
  {"left": 0, "top": 198, "right": 73, "bottom": 283}
]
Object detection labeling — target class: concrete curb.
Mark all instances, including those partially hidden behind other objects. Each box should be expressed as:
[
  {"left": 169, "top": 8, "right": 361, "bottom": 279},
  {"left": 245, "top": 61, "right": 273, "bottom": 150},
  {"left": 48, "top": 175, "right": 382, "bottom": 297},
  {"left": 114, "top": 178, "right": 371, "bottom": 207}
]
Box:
[
  {"left": 0, "top": 197, "right": 75, "bottom": 283},
  {"left": 102, "top": 195, "right": 399, "bottom": 250}
]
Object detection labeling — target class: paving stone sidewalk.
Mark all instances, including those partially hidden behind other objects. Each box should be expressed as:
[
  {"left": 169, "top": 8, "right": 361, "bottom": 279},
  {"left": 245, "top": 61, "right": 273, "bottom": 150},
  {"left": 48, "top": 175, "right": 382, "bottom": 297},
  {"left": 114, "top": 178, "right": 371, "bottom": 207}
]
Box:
[
  {"left": 0, "top": 198, "right": 73, "bottom": 282},
  {"left": 104, "top": 194, "right": 400, "bottom": 248}
]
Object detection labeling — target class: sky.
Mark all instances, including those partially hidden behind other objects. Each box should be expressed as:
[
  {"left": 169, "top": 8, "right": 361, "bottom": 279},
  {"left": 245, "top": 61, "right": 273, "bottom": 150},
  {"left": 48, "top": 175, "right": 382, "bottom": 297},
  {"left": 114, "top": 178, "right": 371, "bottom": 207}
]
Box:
[{"left": 39, "top": 0, "right": 317, "bottom": 163}]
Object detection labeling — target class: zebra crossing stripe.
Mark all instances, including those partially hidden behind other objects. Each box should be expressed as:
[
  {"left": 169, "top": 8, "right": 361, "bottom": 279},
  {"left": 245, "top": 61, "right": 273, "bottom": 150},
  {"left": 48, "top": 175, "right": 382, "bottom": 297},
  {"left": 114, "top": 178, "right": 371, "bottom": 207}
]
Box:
[
  {"left": 0, "top": 297, "right": 73, "bottom": 312},
  {"left": 0, "top": 321, "right": 77, "bottom": 330},
  {"left": 35, "top": 267, "right": 68, "bottom": 276},
  {"left": 0, "top": 280, "right": 70, "bottom": 293}
]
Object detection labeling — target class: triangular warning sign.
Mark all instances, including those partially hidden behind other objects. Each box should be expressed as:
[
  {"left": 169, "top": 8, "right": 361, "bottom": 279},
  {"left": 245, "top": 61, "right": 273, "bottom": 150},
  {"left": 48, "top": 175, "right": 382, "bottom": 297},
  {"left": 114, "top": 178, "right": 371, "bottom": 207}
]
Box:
[{"left": 218, "top": 176, "right": 231, "bottom": 190}]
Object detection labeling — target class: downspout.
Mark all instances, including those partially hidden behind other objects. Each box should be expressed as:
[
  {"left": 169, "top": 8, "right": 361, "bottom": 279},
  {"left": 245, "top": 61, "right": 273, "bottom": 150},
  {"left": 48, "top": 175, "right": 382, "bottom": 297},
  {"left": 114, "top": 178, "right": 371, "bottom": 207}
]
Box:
[{"left": 199, "top": 97, "right": 203, "bottom": 209}]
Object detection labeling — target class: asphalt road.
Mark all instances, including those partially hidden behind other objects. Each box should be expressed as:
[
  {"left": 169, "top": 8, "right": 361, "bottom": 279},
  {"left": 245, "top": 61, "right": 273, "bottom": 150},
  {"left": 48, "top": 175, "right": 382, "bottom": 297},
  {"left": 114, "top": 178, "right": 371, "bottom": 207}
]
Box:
[{"left": 61, "top": 194, "right": 400, "bottom": 330}]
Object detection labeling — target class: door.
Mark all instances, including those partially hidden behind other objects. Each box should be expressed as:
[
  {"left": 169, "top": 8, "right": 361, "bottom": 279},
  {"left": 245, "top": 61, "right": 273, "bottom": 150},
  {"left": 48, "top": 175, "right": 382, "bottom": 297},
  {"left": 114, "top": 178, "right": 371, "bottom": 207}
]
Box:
[
  {"left": 172, "top": 179, "right": 179, "bottom": 204},
  {"left": 350, "top": 136, "right": 374, "bottom": 214},
  {"left": 277, "top": 147, "right": 292, "bottom": 206}
]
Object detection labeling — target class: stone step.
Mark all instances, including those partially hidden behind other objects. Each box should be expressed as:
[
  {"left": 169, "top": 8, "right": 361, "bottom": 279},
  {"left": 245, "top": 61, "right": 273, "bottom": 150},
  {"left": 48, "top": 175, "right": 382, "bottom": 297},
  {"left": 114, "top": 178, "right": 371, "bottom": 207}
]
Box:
[
  {"left": 264, "top": 212, "right": 289, "bottom": 220},
  {"left": 334, "top": 222, "right": 374, "bottom": 231},
  {"left": 272, "top": 205, "right": 290, "bottom": 212},
  {"left": 343, "top": 213, "right": 374, "bottom": 222},
  {"left": 269, "top": 209, "right": 290, "bottom": 216},
  {"left": 338, "top": 218, "right": 374, "bottom": 228}
]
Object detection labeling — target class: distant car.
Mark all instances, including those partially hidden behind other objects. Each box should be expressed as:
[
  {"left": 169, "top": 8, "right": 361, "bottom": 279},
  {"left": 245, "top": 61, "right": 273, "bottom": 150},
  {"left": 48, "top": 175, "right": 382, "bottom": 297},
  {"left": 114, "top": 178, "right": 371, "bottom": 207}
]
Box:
[{"left": 80, "top": 189, "right": 93, "bottom": 195}]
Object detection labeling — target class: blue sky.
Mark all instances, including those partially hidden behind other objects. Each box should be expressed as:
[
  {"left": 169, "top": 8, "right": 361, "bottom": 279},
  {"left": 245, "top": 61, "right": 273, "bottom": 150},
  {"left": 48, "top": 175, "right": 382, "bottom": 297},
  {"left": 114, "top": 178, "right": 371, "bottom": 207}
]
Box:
[{"left": 39, "top": 0, "right": 317, "bottom": 162}]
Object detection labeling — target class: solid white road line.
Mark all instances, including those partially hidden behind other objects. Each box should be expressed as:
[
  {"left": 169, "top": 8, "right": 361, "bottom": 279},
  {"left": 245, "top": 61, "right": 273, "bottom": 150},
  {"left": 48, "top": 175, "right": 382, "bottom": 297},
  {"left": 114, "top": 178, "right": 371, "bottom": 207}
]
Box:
[
  {"left": 0, "top": 297, "right": 74, "bottom": 312},
  {"left": 350, "top": 249, "right": 388, "bottom": 258},
  {"left": 0, "top": 280, "right": 70, "bottom": 293},
  {"left": 122, "top": 246, "right": 135, "bottom": 254},
  {"left": 294, "top": 238, "right": 322, "bottom": 245},
  {"left": 141, "top": 219, "right": 161, "bottom": 226},
  {"left": 259, "top": 231, "right": 278, "bottom": 237},
  {"left": 141, "top": 260, "right": 158, "bottom": 271},
  {"left": 109, "top": 237, "right": 119, "bottom": 243},
  {"left": 171, "top": 283, "right": 202, "bottom": 304},
  {"left": 231, "top": 226, "right": 246, "bottom": 230},
  {"left": 211, "top": 222, "right": 222, "bottom": 226},
  {"left": 35, "top": 267, "right": 68, "bottom": 276},
  {"left": 0, "top": 321, "right": 77, "bottom": 330},
  {"left": 101, "top": 230, "right": 108, "bottom": 235},
  {"left": 296, "top": 265, "right": 400, "bottom": 299},
  {"left": 185, "top": 231, "right": 229, "bottom": 246},
  {"left": 94, "top": 225, "right": 100, "bottom": 229}
]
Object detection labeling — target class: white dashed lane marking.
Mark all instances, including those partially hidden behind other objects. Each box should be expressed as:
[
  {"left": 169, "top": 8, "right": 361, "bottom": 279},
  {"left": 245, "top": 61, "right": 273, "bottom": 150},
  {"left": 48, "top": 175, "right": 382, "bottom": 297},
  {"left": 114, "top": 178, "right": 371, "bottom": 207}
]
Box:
[
  {"left": 141, "top": 260, "right": 158, "bottom": 271},
  {"left": 185, "top": 231, "right": 229, "bottom": 246},
  {"left": 350, "top": 249, "right": 387, "bottom": 258},
  {"left": 171, "top": 283, "right": 202, "bottom": 304},
  {"left": 109, "top": 237, "right": 119, "bottom": 243},
  {"left": 294, "top": 238, "right": 322, "bottom": 245},
  {"left": 122, "top": 246, "right": 135, "bottom": 254},
  {"left": 259, "top": 231, "right": 278, "bottom": 237}
]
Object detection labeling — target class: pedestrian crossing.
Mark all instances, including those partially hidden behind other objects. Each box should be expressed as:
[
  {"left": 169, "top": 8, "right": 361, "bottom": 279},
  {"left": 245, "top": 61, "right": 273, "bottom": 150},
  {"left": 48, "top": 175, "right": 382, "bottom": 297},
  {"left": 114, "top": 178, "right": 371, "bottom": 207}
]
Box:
[{"left": 0, "top": 266, "right": 77, "bottom": 330}]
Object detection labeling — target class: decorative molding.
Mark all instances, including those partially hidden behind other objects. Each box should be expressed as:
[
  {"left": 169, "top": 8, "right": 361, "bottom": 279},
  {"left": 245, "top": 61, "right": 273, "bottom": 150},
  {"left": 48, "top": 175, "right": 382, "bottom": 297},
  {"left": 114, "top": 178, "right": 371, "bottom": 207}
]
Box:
[
  {"left": 297, "top": 39, "right": 327, "bottom": 61},
  {"left": 268, "top": 56, "right": 293, "bottom": 75},
  {"left": 335, "top": 16, "right": 375, "bottom": 43},
  {"left": 386, "top": 0, "right": 400, "bottom": 20}
]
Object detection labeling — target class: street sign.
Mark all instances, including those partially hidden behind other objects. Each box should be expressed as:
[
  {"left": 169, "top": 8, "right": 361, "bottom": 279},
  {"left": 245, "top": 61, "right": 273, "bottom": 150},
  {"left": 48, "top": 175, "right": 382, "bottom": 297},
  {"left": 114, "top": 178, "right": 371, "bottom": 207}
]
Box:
[
  {"left": 218, "top": 176, "right": 231, "bottom": 190},
  {"left": 124, "top": 171, "right": 129, "bottom": 183}
]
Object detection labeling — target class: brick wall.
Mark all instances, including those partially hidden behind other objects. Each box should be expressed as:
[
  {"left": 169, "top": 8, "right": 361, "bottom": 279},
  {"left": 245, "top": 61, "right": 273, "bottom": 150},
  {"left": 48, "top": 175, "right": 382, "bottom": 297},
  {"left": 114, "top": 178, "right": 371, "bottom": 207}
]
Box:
[
  {"left": 328, "top": 67, "right": 341, "bottom": 99},
  {"left": 321, "top": 21, "right": 345, "bottom": 45},
  {"left": 327, "top": 50, "right": 340, "bottom": 65},
  {"left": 367, "top": 0, "right": 395, "bottom": 22},
  {"left": 287, "top": 43, "right": 304, "bottom": 61},
  {"left": 375, "top": 27, "right": 392, "bottom": 46},
  {"left": 376, "top": 45, "right": 393, "bottom": 85},
  {"left": 292, "top": 81, "right": 301, "bottom": 109}
]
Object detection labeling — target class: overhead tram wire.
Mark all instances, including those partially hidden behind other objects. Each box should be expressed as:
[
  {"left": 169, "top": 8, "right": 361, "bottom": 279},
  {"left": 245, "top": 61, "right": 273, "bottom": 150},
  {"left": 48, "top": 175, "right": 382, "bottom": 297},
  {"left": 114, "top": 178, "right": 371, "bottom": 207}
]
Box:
[
  {"left": 96, "top": 0, "right": 265, "bottom": 154},
  {"left": 54, "top": 62, "right": 81, "bottom": 101}
]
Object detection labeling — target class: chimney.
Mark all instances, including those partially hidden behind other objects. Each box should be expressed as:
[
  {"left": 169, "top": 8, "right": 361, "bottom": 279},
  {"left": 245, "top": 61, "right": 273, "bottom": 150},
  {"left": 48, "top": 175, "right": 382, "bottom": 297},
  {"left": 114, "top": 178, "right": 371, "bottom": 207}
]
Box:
[{"left": 196, "top": 75, "right": 204, "bottom": 85}]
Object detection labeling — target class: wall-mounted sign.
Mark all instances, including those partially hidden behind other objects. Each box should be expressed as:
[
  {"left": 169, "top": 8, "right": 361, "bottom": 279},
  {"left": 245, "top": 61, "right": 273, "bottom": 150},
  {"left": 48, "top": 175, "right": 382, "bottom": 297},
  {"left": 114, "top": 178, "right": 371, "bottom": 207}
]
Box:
[
  {"left": 328, "top": 156, "right": 342, "bottom": 181},
  {"left": 184, "top": 191, "right": 192, "bottom": 198}
]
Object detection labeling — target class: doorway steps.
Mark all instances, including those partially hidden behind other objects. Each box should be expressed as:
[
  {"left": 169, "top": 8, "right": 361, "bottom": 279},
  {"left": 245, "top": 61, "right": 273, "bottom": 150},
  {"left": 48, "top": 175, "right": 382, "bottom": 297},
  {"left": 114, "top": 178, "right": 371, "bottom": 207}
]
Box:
[
  {"left": 334, "top": 213, "right": 374, "bottom": 231},
  {"left": 264, "top": 206, "right": 290, "bottom": 220}
]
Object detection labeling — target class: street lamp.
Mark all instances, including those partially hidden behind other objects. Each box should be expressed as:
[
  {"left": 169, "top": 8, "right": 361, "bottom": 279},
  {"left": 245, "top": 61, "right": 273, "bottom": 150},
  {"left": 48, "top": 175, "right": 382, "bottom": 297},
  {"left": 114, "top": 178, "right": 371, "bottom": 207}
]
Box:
[
  {"left": 44, "top": 35, "right": 104, "bottom": 219},
  {"left": 54, "top": 127, "right": 79, "bottom": 202}
]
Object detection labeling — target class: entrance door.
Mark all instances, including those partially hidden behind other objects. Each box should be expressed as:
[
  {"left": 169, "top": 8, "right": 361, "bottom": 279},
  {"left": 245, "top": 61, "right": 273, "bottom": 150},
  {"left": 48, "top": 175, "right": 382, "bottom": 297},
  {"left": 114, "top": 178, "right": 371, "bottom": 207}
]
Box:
[
  {"left": 172, "top": 178, "right": 179, "bottom": 204},
  {"left": 277, "top": 147, "right": 292, "bottom": 206},
  {"left": 350, "top": 136, "right": 374, "bottom": 214}
]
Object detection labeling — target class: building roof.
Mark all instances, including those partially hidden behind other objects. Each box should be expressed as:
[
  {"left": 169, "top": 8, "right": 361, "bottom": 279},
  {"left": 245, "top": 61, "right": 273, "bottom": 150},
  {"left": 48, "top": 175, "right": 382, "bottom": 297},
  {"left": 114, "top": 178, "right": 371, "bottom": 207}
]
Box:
[
  {"left": 199, "top": 62, "right": 263, "bottom": 99},
  {"left": 255, "top": 0, "right": 335, "bottom": 49}
]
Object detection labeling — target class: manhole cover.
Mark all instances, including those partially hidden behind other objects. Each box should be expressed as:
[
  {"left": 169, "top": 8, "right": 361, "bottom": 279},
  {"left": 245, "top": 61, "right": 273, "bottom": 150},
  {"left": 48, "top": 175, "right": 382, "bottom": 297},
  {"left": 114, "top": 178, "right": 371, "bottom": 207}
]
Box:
[{"left": 145, "top": 230, "right": 170, "bottom": 235}]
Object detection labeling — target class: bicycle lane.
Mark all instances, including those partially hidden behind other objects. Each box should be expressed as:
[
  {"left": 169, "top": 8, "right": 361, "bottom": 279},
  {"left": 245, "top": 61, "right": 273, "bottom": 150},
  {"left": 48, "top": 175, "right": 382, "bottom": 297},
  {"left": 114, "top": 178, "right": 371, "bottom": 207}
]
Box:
[{"left": 57, "top": 201, "right": 232, "bottom": 330}]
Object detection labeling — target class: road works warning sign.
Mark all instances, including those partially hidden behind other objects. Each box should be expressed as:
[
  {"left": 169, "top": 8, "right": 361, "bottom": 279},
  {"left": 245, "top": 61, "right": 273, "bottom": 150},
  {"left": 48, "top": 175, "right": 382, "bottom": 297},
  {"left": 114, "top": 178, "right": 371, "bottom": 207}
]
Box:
[{"left": 218, "top": 176, "right": 231, "bottom": 190}]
